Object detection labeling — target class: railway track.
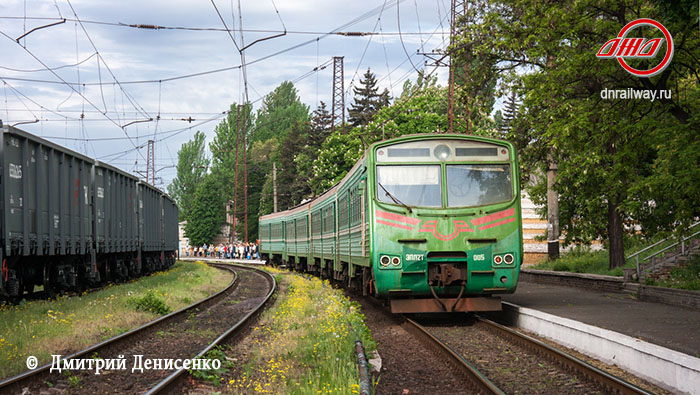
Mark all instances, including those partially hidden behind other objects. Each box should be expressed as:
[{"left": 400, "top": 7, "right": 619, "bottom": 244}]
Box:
[
  {"left": 0, "top": 263, "right": 275, "bottom": 394},
  {"left": 409, "top": 315, "right": 655, "bottom": 395}
]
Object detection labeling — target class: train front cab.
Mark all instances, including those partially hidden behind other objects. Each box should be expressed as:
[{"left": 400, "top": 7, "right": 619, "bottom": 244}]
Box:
[{"left": 367, "top": 135, "right": 522, "bottom": 313}]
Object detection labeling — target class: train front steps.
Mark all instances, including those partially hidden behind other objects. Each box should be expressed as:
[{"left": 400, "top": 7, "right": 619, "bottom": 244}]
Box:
[{"left": 520, "top": 192, "right": 602, "bottom": 266}]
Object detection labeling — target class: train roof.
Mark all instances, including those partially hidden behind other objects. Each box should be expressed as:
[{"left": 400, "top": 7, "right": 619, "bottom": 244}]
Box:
[{"left": 2, "top": 124, "right": 96, "bottom": 164}]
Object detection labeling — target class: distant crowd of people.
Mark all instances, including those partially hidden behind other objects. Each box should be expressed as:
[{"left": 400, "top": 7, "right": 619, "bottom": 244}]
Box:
[{"left": 184, "top": 242, "right": 259, "bottom": 260}]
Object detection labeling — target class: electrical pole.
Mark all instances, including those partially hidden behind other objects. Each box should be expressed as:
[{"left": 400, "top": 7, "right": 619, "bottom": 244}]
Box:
[
  {"left": 547, "top": 151, "right": 560, "bottom": 259},
  {"left": 233, "top": 105, "right": 242, "bottom": 242},
  {"left": 331, "top": 56, "right": 345, "bottom": 134},
  {"left": 146, "top": 139, "right": 155, "bottom": 184},
  {"left": 272, "top": 162, "right": 278, "bottom": 213},
  {"left": 242, "top": 109, "right": 248, "bottom": 243},
  {"left": 545, "top": 54, "right": 559, "bottom": 259},
  {"left": 448, "top": 0, "right": 470, "bottom": 134}
]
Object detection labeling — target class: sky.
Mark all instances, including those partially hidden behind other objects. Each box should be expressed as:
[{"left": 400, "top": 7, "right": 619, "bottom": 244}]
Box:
[{"left": 0, "top": 0, "right": 454, "bottom": 188}]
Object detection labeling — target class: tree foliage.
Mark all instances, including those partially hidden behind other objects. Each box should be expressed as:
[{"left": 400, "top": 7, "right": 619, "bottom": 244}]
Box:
[
  {"left": 185, "top": 173, "right": 226, "bottom": 246},
  {"left": 252, "top": 81, "right": 310, "bottom": 143},
  {"left": 465, "top": 0, "right": 700, "bottom": 267},
  {"left": 276, "top": 121, "right": 309, "bottom": 210},
  {"left": 347, "top": 68, "right": 391, "bottom": 128},
  {"left": 309, "top": 74, "right": 449, "bottom": 194},
  {"left": 167, "top": 131, "right": 209, "bottom": 222}
]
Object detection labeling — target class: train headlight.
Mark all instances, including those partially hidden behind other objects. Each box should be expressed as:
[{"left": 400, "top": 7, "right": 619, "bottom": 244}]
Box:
[
  {"left": 504, "top": 253, "right": 514, "bottom": 265},
  {"left": 434, "top": 144, "right": 451, "bottom": 161},
  {"left": 493, "top": 255, "right": 503, "bottom": 265},
  {"left": 391, "top": 256, "right": 401, "bottom": 266},
  {"left": 380, "top": 255, "right": 391, "bottom": 267}
]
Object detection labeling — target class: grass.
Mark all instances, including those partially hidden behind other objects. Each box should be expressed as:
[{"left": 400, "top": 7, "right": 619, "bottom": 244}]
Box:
[
  {"left": 0, "top": 261, "right": 232, "bottom": 379},
  {"left": 643, "top": 254, "right": 700, "bottom": 291},
  {"left": 530, "top": 235, "right": 700, "bottom": 290},
  {"left": 530, "top": 246, "right": 629, "bottom": 276},
  {"left": 224, "top": 268, "right": 375, "bottom": 394}
]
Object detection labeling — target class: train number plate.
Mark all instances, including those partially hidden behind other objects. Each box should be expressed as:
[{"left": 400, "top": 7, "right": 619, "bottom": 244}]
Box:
[{"left": 405, "top": 254, "right": 424, "bottom": 261}]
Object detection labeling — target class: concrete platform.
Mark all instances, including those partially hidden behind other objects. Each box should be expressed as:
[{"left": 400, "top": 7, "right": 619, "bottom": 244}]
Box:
[
  {"left": 500, "top": 281, "right": 700, "bottom": 393},
  {"left": 178, "top": 257, "right": 266, "bottom": 265},
  {"left": 503, "top": 281, "right": 700, "bottom": 357}
]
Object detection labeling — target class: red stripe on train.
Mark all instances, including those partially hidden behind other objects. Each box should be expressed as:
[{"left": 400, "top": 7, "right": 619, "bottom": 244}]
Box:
[
  {"left": 471, "top": 208, "right": 516, "bottom": 226},
  {"left": 376, "top": 219, "right": 414, "bottom": 230},
  {"left": 375, "top": 209, "right": 421, "bottom": 225},
  {"left": 477, "top": 217, "right": 516, "bottom": 230}
]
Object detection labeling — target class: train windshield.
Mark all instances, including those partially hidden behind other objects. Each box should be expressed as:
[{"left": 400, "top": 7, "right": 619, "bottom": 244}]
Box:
[
  {"left": 446, "top": 164, "right": 512, "bottom": 207},
  {"left": 376, "top": 165, "right": 442, "bottom": 207}
]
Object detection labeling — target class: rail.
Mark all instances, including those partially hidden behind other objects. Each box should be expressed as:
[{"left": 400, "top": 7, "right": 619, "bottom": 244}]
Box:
[
  {"left": 147, "top": 264, "right": 276, "bottom": 394},
  {"left": 0, "top": 263, "right": 240, "bottom": 394},
  {"left": 402, "top": 317, "right": 504, "bottom": 394},
  {"left": 627, "top": 222, "right": 700, "bottom": 279},
  {"left": 476, "top": 317, "right": 652, "bottom": 395}
]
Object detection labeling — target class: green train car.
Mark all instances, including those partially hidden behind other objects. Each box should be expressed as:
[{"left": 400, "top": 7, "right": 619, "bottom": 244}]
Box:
[{"left": 259, "top": 134, "right": 522, "bottom": 313}]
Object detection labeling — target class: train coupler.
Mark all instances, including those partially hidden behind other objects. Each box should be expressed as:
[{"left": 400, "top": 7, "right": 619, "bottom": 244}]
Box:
[{"left": 428, "top": 262, "right": 468, "bottom": 288}]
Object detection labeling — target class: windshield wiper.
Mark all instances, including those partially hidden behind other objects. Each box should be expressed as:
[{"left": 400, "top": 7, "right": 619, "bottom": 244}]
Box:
[{"left": 377, "top": 182, "right": 412, "bottom": 213}]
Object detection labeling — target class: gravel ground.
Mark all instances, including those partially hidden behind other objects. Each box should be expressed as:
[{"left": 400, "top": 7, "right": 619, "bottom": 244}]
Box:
[
  {"left": 420, "top": 314, "right": 672, "bottom": 395},
  {"left": 354, "top": 298, "right": 474, "bottom": 395},
  {"left": 30, "top": 269, "right": 271, "bottom": 394},
  {"left": 426, "top": 320, "right": 606, "bottom": 394},
  {"left": 514, "top": 327, "right": 673, "bottom": 395}
]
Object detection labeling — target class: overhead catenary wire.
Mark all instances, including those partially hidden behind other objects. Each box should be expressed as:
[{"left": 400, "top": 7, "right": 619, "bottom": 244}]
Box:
[
  {"left": 0, "top": 5, "right": 149, "bottom": 164},
  {"left": 344, "top": 0, "right": 389, "bottom": 99},
  {"left": 397, "top": 0, "right": 422, "bottom": 75},
  {"left": 2, "top": 0, "right": 450, "bottom": 182},
  {"left": 0, "top": 16, "right": 444, "bottom": 36}
]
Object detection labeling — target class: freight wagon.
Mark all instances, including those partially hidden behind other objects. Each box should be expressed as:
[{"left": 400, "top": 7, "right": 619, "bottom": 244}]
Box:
[
  {"left": 0, "top": 123, "right": 178, "bottom": 300},
  {"left": 260, "top": 134, "right": 522, "bottom": 313}
]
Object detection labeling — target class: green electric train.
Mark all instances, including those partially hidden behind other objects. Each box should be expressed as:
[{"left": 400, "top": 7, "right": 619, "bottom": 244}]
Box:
[{"left": 259, "top": 134, "right": 522, "bottom": 313}]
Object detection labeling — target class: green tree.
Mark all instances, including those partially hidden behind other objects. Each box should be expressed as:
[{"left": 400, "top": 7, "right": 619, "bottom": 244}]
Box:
[
  {"left": 252, "top": 138, "right": 280, "bottom": 222},
  {"left": 309, "top": 74, "right": 448, "bottom": 194},
  {"left": 309, "top": 131, "right": 364, "bottom": 194},
  {"left": 209, "top": 102, "right": 254, "bottom": 202},
  {"left": 167, "top": 131, "right": 209, "bottom": 222},
  {"left": 252, "top": 81, "right": 310, "bottom": 143},
  {"left": 185, "top": 173, "right": 226, "bottom": 246},
  {"left": 249, "top": 81, "right": 309, "bottom": 239},
  {"left": 465, "top": 0, "right": 700, "bottom": 268},
  {"left": 307, "top": 101, "right": 333, "bottom": 149},
  {"left": 275, "top": 121, "right": 308, "bottom": 210},
  {"left": 347, "top": 68, "right": 391, "bottom": 127}
]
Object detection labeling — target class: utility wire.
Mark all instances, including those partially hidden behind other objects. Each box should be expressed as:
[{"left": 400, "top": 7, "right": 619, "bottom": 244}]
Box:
[
  {"left": 345, "top": 0, "right": 389, "bottom": 99},
  {"left": 0, "top": 16, "right": 443, "bottom": 36},
  {"left": 397, "top": 0, "right": 422, "bottom": 74}
]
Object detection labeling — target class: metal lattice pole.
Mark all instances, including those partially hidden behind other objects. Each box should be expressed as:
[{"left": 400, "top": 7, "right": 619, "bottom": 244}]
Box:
[
  {"left": 146, "top": 139, "right": 155, "bottom": 184},
  {"left": 331, "top": 56, "right": 345, "bottom": 134}
]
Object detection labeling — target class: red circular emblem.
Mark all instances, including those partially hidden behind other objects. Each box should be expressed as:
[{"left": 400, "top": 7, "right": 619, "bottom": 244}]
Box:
[{"left": 615, "top": 18, "right": 674, "bottom": 77}]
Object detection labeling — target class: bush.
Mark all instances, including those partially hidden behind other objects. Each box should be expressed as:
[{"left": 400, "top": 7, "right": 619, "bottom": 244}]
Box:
[
  {"left": 552, "top": 262, "right": 570, "bottom": 272},
  {"left": 130, "top": 291, "right": 171, "bottom": 315}
]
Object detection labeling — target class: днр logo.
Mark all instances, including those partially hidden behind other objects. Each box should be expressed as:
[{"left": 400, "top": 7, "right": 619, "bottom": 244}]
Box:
[{"left": 596, "top": 18, "right": 674, "bottom": 78}]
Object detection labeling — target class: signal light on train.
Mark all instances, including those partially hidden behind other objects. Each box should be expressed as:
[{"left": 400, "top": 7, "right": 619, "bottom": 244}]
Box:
[
  {"left": 434, "top": 144, "right": 451, "bottom": 161},
  {"left": 504, "top": 253, "right": 514, "bottom": 264},
  {"left": 380, "top": 255, "right": 391, "bottom": 267},
  {"left": 501, "top": 149, "right": 508, "bottom": 155},
  {"left": 391, "top": 256, "right": 401, "bottom": 266},
  {"left": 493, "top": 255, "right": 503, "bottom": 265}
]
